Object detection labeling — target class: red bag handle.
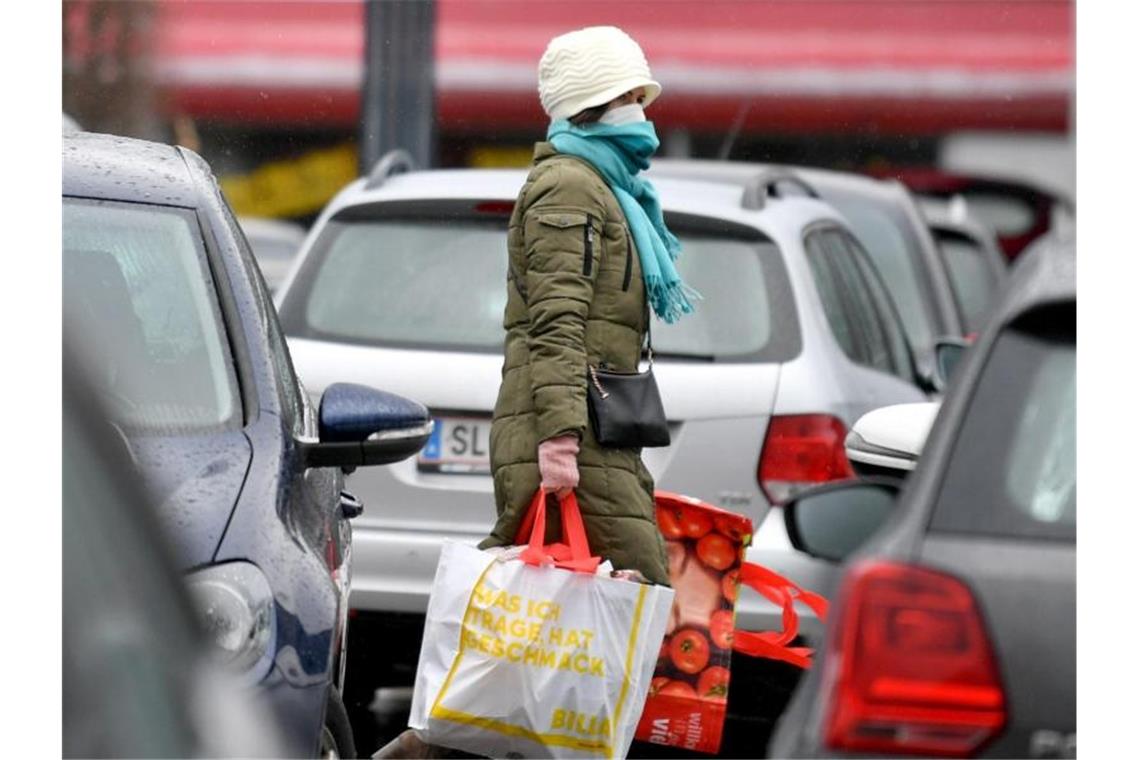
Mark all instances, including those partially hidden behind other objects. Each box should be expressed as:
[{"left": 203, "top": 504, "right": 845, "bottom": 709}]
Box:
[
  {"left": 732, "top": 561, "right": 829, "bottom": 669},
  {"left": 515, "top": 489, "right": 600, "bottom": 574}
]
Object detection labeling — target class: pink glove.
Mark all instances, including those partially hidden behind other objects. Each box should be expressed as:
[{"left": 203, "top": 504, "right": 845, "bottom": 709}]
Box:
[{"left": 538, "top": 435, "right": 580, "bottom": 497}]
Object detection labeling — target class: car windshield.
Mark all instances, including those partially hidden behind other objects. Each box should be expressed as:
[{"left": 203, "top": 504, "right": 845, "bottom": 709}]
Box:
[
  {"left": 929, "top": 303, "right": 1075, "bottom": 541},
  {"left": 282, "top": 212, "right": 800, "bottom": 362},
  {"left": 936, "top": 230, "right": 1000, "bottom": 333},
  {"left": 62, "top": 199, "right": 242, "bottom": 434},
  {"left": 819, "top": 187, "right": 939, "bottom": 357}
]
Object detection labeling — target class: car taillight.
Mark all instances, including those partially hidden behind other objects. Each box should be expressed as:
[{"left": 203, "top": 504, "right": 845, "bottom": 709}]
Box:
[
  {"left": 757, "top": 414, "right": 854, "bottom": 503},
  {"left": 823, "top": 561, "right": 1007, "bottom": 757}
]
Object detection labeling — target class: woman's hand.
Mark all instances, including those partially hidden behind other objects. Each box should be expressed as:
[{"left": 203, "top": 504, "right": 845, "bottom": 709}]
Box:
[{"left": 538, "top": 435, "right": 580, "bottom": 497}]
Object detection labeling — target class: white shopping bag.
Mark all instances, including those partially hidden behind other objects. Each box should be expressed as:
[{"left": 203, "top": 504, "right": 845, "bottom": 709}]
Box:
[{"left": 409, "top": 490, "right": 674, "bottom": 760}]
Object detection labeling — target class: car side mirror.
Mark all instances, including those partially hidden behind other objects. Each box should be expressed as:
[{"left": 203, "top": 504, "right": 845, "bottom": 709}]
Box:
[
  {"left": 934, "top": 337, "right": 970, "bottom": 389},
  {"left": 844, "top": 402, "right": 939, "bottom": 479},
  {"left": 299, "top": 383, "right": 433, "bottom": 470},
  {"left": 783, "top": 480, "right": 900, "bottom": 563}
]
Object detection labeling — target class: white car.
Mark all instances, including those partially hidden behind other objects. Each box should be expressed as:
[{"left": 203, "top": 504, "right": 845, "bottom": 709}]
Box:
[{"left": 274, "top": 155, "right": 931, "bottom": 724}]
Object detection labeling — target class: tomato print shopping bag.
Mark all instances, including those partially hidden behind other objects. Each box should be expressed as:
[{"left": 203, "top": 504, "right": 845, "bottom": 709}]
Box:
[{"left": 633, "top": 492, "right": 829, "bottom": 755}]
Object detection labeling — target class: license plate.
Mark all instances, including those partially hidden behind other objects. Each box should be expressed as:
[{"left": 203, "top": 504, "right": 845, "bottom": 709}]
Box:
[{"left": 417, "top": 416, "right": 493, "bottom": 474}]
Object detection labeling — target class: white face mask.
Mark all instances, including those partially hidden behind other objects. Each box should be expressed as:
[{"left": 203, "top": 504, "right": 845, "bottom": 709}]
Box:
[{"left": 599, "top": 103, "right": 646, "bottom": 126}]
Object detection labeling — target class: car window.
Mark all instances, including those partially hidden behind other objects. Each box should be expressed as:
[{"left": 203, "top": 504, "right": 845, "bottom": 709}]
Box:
[
  {"left": 806, "top": 227, "right": 910, "bottom": 380},
  {"left": 62, "top": 198, "right": 241, "bottom": 434},
  {"left": 929, "top": 304, "right": 1075, "bottom": 541},
  {"left": 804, "top": 230, "right": 862, "bottom": 361},
  {"left": 838, "top": 230, "right": 914, "bottom": 382},
  {"left": 820, "top": 187, "right": 940, "bottom": 356},
  {"left": 655, "top": 234, "right": 786, "bottom": 358},
  {"left": 819, "top": 229, "right": 902, "bottom": 377},
  {"left": 935, "top": 230, "right": 1000, "bottom": 333},
  {"left": 280, "top": 210, "right": 801, "bottom": 362}
]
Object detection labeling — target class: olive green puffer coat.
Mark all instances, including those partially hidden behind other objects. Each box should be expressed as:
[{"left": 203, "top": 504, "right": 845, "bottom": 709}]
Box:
[{"left": 478, "top": 142, "right": 670, "bottom": 586}]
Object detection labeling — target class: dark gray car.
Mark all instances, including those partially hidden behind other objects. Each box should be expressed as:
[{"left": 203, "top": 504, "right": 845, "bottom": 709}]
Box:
[{"left": 769, "top": 237, "right": 1075, "bottom": 758}]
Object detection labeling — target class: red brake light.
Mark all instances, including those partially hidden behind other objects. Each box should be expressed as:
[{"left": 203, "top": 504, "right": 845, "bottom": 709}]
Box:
[
  {"left": 757, "top": 414, "right": 854, "bottom": 503},
  {"left": 473, "top": 201, "right": 516, "bottom": 215},
  {"left": 824, "top": 561, "right": 1007, "bottom": 757}
]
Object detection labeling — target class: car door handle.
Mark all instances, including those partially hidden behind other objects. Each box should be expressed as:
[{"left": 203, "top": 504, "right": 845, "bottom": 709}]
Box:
[{"left": 339, "top": 490, "right": 364, "bottom": 519}]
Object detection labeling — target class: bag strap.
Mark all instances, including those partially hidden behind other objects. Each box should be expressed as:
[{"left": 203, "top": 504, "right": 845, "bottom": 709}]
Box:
[
  {"left": 644, "top": 302, "right": 654, "bottom": 367},
  {"left": 516, "top": 489, "right": 601, "bottom": 574},
  {"left": 732, "top": 561, "right": 830, "bottom": 669}
]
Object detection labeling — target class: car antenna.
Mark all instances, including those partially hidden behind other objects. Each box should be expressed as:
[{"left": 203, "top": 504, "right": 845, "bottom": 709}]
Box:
[{"left": 717, "top": 99, "right": 753, "bottom": 161}]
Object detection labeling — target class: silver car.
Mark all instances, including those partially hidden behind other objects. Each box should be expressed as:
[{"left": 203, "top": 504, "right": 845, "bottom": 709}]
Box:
[
  {"left": 649, "top": 160, "right": 967, "bottom": 385},
  {"left": 273, "top": 156, "right": 930, "bottom": 706},
  {"left": 919, "top": 198, "right": 1009, "bottom": 336}
]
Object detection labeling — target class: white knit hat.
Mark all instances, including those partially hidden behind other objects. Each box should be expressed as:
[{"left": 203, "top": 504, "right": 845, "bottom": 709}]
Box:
[{"left": 538, "top": 26, "right": 662, "bottom": 121}]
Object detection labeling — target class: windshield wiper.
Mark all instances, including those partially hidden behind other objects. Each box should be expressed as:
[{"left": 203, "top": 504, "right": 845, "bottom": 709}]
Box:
[{"left": 646, "top": 351, "right": 717, "bottom": 362}]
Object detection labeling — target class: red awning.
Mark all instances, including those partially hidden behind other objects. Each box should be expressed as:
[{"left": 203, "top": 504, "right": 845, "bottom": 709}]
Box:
[{"left": 152, "top": 0, "right": 1073, "bottom": 135}]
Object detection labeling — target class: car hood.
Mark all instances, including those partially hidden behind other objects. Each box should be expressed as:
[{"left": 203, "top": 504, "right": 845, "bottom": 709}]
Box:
[{"left": 128, "top": 431, "right": 253, "bottom": 569}]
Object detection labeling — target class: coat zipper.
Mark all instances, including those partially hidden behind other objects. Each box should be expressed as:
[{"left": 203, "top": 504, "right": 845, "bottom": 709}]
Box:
[
  {"left": 622, "top": 227, "right": 634, "bottom": 291},
  {"left": 583, "top": 214, "right": 594, "bottom": 276}
]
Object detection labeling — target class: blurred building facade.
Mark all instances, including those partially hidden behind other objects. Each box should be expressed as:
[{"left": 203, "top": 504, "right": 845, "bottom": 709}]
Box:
[{"left": 63, "top": 0, "right": 1074, "bottom": 223}]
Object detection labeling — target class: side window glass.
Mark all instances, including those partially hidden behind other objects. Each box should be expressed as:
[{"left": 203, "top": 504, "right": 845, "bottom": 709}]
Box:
[
  {"left": 804, "top": 231, "right": 861, "bottom": 362},
  {"left": 819, "top": 230, "right": 898, "bottom": 378},
  {"left": 839, "top": 231, "right": 913, "bottom": 382}
]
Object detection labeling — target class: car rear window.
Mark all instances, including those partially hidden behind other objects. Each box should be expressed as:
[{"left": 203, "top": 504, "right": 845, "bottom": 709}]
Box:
[
  {"left": 279, "top": 206, "right": 801, "bottom": 362},
  {"left": 929, "top": 303, "right": 1075, "bottom": 541}
]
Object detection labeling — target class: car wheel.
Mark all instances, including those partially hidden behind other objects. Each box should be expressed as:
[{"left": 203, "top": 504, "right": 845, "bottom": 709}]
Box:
[{"left": 320, "top": 687, "right": 357, "bottom": 759}]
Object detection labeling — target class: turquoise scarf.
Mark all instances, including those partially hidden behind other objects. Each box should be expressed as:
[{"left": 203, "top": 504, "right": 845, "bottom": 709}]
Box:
[{"left": 547, "top": 119, "right": 698, "bottom": 323}]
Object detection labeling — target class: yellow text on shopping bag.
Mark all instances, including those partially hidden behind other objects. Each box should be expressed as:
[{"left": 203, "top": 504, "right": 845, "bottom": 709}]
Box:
[{"left": 462, "top": 582, "right": 606, "bottom": 676}]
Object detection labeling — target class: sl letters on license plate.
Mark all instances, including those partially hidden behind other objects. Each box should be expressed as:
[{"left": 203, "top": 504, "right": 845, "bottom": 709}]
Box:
[{"left": 418, "top": 417, "right": 492, "bottom": 474}]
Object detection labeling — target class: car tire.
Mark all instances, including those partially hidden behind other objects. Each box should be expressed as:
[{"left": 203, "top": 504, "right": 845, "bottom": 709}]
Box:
[{"left": 320, "top": 687, "right": 357, "bottom": 759}]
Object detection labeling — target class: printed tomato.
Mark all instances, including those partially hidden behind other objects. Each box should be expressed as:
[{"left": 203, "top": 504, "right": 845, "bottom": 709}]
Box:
[
  {"left": 659, "top": 680, "right": 697, "bottom": 698},
  {"left": 649, "top": 676, "right": 672, "bottom": 698},
  {"left": 680, "top": 507, "right": 713, "bottom": 539},
  {"left": 669, "top": 629, "right": 711, "bottom": 674},
  {"left": 715, "top": 515, "right": 748, "bottom": 543},
  {"left": 659, "top": 636, "right": 671, "bottom": 663},
  {"left": 722, "top": 569, "right": 740, "bottom": 603},
  {"left": 697, "top": 666, "right": 731, "bottom": 702},
  {"left": 656, "top": 506, "right": 685, "bottom": 540},
  {"left": 696, "top": 532, "right": 736, "bottom": 571},
  {"left": 709, "top": 609, "right": 735, "bottom": 650}
]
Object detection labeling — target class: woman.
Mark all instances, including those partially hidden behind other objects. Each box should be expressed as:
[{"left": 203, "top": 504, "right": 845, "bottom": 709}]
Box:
[
  {"left": 479, "top": 25, "right": 697, "bottom": 587},
  {"left": 374, "top": 26, "right": 695, "bottom": 759}
]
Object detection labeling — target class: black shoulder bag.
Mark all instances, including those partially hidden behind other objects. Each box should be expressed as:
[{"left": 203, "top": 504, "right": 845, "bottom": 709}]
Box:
[{"left": 586, "top": 322, "right": 671, "bottom": 448}]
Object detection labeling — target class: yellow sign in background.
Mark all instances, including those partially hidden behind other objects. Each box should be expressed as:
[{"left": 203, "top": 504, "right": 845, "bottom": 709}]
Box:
[{"left": 220, "top": 143, "right": 359, "bottom": 219}]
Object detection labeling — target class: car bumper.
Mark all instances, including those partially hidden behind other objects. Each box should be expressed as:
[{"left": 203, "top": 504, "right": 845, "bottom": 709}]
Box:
[{"left": 348, "top": 525, "right": 484, "bottom": 614}]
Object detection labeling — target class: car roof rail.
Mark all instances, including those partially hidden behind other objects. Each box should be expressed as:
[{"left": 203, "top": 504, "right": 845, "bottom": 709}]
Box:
[
  {"left": 741, "top": 169, "right": 819, "bottom": 210},
  {"left": 364, "top": 149, "right": 416, "bottom": 190}
]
